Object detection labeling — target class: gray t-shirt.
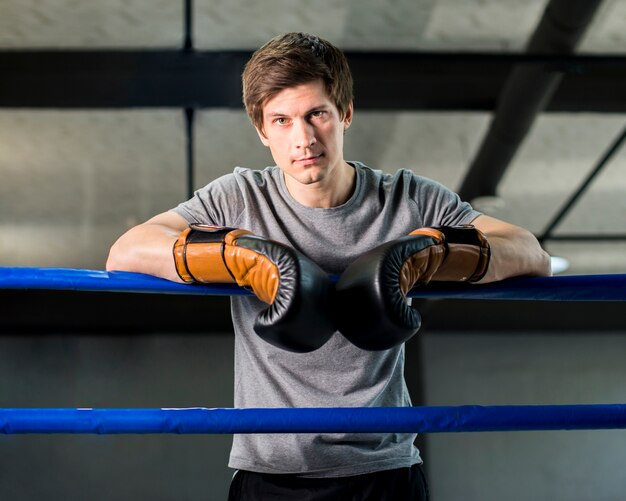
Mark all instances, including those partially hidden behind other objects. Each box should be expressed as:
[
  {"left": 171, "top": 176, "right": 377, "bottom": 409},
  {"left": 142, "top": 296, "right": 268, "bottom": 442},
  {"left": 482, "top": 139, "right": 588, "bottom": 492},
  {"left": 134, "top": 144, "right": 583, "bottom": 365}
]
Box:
[{"left": 173, "top": 161, "right": 479, "bottom": 478}]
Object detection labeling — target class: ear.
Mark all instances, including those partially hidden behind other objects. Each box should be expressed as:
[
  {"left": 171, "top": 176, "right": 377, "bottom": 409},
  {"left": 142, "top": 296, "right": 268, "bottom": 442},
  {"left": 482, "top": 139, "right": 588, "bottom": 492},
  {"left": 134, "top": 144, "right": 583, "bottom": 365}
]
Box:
[
  {"left": 343, "top": 101, "right": 354, "bottom": 130},
  {"left": 255, "top": 126, "right": 270, "bottom": 147}
]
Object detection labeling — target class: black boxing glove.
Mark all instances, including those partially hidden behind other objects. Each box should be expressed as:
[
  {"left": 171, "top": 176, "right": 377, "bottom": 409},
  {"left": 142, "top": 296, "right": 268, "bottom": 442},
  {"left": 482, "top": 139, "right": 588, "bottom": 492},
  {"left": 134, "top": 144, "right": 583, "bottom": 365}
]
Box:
[
  {"left": 335, "top": 226, "right": 490, "bottom": 351},
  {"left": 174, "top": 224, "right": 335, "bottom": 353}
]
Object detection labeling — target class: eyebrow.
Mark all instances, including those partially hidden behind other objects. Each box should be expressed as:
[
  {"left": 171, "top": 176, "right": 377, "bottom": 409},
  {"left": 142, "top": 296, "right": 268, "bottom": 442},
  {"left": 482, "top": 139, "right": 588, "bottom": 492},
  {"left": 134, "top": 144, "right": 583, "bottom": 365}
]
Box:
[{"left": 265, "top": 105, "right": 331, "bottom": 118}]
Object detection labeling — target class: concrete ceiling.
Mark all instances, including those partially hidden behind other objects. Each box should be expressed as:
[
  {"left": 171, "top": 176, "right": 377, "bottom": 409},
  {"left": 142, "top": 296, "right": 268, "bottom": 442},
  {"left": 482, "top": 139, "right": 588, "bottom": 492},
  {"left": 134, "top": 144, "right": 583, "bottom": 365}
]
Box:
[{"left": 0, "top": 0, "right": 624, "bottom": 275}]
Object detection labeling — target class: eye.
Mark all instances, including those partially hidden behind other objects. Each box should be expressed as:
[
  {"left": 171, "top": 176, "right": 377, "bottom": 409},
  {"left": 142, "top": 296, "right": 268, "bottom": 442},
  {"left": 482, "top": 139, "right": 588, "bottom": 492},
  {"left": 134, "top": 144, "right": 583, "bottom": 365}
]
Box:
[
  {"left": 273, "top": 117, "right": 289, "bottom": 126},
  {"left": 310, "top": 110, "right": 325, "bottom": 119}
]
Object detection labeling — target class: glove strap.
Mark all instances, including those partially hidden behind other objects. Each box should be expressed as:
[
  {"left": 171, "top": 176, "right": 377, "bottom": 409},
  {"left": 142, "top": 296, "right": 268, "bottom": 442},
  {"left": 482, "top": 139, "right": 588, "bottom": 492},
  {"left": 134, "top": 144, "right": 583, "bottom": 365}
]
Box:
[{"left": 173, "top": 226, "right": 194, "bottom": 282}]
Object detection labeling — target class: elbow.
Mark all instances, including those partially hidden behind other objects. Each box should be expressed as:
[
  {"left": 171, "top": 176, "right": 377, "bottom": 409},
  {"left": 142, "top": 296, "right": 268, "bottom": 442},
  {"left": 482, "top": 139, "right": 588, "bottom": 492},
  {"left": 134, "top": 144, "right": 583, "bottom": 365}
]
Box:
[
  {"left": 528, "top": 231, "right": 552, "bottom": 277},
  {"left": 522, "top": 237, "right": 552, "bottom": 278},
  {"left": 105, "top": 254, "right": 118, "bottom": 273},
  {"left": 105, "top": 239, "right": 132, "bottom": 272},
  {"left": 539, "top": 248, "right": 553, "bottom": 277},
  {"left": 105, "top": 245, "right": 122, "bottom": 272}
]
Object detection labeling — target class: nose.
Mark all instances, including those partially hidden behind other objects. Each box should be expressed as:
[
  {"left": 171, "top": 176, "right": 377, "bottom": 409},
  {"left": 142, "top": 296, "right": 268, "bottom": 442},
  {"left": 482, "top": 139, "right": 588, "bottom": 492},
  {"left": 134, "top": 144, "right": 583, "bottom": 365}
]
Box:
[{"left": 292, "top": 119, "right": 316, "bottom": 148}]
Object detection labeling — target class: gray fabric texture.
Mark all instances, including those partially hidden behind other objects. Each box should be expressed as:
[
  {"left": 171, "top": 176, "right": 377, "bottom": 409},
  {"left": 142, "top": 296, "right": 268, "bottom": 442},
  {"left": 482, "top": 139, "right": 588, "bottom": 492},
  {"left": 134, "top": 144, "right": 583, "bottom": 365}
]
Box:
[{"left": 173, "top": 161, "right": 480, "bottom": 477}]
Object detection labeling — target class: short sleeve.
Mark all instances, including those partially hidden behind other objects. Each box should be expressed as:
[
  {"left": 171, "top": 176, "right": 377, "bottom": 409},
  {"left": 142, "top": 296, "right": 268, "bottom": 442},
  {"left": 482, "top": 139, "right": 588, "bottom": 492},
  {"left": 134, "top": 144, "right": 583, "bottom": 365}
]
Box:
[
  {"left": 172, "top": 172, "right": 246, "bottom": 226},
  {"left": 410, "top": 173, "right": 481, "bottom": 227}
]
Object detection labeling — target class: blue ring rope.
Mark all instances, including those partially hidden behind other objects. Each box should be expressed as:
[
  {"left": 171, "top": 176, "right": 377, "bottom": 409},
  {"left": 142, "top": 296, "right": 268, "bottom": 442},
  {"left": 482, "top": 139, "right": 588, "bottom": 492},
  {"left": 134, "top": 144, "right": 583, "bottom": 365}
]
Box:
[
  {"left": 1, "top": 267, "right": 626, "bottom": 301},
  {"left": 3, "top": 271, "right": 624, "bottom": 433},
  {"left": 2, "top": 271, "right": 625, "bottom": 435},
  {"left": 1, "top": 405, "right": 625, "bottom": 434}
]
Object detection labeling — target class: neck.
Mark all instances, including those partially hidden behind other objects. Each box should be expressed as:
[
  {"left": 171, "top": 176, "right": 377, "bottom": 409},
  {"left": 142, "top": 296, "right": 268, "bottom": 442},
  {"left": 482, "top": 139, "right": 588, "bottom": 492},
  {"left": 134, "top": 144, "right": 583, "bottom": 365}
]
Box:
[{"left": 285, "top": 162, "right": 356, "bottom": 209}]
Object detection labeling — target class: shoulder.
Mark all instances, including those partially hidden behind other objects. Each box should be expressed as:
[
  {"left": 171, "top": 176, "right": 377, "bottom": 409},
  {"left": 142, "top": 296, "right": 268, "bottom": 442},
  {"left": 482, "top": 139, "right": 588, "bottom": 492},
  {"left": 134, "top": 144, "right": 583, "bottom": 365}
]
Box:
[
  {"left": 354, "top": 162, "right": 437, "bottom": 194},
  {"left": 410, "top": 173, "right": 457, "bottom": 197},
  {"left": 175, "top": 167, "right": 272, "bottom": 225}
]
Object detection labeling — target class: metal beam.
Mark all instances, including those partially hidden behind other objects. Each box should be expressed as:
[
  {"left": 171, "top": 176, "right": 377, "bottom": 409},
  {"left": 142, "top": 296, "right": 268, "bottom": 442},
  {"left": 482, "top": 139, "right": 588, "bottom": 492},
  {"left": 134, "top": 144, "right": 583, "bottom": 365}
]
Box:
[
  {"left": 538, "top": 125, "right": 626, "bottom": 243},
  {"left": 0, "top": 50, "right": 623, "bottom": 111},
  {"left": 458, "top": 0, "right": 606, "bottom": 202}
]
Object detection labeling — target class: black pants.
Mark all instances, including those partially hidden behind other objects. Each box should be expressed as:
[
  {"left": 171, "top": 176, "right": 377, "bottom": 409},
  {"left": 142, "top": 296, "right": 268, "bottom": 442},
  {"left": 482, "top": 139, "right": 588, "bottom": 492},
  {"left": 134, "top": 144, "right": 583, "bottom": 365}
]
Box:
[{"left": 228, "top": 464, "right": 429, "bottom": 500}]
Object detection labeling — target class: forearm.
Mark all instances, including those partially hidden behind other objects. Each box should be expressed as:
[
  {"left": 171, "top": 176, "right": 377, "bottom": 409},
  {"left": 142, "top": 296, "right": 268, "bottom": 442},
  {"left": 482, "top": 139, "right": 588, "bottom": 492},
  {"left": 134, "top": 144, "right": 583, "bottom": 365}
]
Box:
[
  {"left": 106, "top": 212, "right": 188, "bottom": 282},
  {"left": 473, "top": 216, "right": 552, "bottom": 283}
]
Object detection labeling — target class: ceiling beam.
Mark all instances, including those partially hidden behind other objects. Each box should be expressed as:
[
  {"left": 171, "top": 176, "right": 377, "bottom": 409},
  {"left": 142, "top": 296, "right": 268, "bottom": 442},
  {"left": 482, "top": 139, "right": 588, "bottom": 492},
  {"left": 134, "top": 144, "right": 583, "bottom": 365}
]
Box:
[
  {"left": 457, "top": 0, "right": 605, "bottom": 202},
  {"left": 0, "top": 50, "right": 623, "bottom": 111},
  {"left": 538, "top": 125, "right": 626, "bottom": 243}
]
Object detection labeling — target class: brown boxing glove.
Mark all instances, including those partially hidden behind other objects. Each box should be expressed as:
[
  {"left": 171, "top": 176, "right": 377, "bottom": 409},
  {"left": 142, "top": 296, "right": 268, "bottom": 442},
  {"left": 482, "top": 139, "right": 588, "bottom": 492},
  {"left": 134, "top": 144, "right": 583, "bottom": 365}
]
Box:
[
  {"left": 174, "top": 225, "right": 278, "bottom": 303},
  {"left": 173, "top": 224, "right": 335, "bottom": 353},
  {"left": 408, "top": 226, "right": 490, "bottom": 283}
]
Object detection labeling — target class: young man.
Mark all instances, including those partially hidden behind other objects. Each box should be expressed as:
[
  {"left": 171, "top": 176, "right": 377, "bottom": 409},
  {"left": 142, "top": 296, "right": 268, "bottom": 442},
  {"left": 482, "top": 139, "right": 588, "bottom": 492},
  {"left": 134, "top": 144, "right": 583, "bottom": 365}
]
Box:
[{"left": 107, "top": 32, "right": 551, "bottom": 500}]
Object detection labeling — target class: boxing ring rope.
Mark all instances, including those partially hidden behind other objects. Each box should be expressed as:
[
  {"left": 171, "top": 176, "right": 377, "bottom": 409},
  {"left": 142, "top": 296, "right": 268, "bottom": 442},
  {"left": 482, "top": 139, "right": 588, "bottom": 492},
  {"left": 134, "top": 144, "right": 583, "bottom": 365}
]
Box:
[
  {"left": 2, "top": 405, "right": 626, "bottom": 434},
  {"left": 2, "top": 266, "right": 626, "bottom": 301},
  {"left": 2, "top": 266, "right": 626, "bottom": 435}
]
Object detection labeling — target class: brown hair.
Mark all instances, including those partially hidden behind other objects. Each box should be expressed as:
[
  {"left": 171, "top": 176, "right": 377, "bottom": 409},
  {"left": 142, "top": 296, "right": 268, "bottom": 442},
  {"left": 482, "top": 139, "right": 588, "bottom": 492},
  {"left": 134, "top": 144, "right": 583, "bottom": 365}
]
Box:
[{"left": 242, "top": 32, "right": 353, "bottom": 133}]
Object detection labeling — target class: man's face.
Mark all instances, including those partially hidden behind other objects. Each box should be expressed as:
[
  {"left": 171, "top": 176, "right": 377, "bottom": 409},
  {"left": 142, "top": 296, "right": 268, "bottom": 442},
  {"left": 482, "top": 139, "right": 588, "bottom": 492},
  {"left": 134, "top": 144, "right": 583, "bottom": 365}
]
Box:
[{"left": 256, "top": 79, "right": 352, "bottom": 188}]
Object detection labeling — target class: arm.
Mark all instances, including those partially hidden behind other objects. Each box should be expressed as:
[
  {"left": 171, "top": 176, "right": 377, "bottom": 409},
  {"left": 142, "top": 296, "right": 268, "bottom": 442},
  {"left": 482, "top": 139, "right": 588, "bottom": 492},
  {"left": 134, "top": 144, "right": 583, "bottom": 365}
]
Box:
[
  {"left": 106, "top": 210, "right": 189, "bottom": 282},
  {"left": 107, "top": 212, "right": 336, "bottom": 352},
  {"left": 471, "top": 214, "right": 552, "bottom": 283}
]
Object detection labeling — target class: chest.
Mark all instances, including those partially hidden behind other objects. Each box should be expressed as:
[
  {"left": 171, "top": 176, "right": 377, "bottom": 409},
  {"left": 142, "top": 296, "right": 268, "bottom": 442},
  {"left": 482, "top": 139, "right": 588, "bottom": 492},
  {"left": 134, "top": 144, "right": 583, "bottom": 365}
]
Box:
[{"left": 238, "top": 197, "right": 421, "bottom": 274}]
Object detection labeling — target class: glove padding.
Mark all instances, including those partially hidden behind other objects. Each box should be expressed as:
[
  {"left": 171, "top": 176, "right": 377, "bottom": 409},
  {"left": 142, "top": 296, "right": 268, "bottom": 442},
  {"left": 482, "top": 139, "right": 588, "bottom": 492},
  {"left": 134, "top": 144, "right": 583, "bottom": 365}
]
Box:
[
  {"left": 335, "top": 226, "right": 490, "bottom": 351},
  {"left": 173, "top": 224, "right": 335, "bottom": 353}
]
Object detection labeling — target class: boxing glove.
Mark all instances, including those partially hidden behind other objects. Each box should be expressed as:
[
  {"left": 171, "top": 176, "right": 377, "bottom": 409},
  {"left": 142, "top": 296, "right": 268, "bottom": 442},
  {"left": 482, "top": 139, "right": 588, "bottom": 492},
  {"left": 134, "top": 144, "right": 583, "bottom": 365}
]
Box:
[
  {"left": 407, "top": 226, "right": 490, "bottom": 283},
  {"left": 335, "top": 226, "right": 490, "bottom": 351},
  {"left": 173, "top": 224, "right": 335, "bottom": 353}
]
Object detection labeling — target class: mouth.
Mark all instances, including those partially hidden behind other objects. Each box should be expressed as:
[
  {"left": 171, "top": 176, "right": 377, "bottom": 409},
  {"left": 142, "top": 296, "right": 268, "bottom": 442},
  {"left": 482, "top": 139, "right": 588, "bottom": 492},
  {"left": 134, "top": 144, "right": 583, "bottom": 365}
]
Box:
[{"left": 294, "top": 153, "right": 323, "bottom": 166}]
